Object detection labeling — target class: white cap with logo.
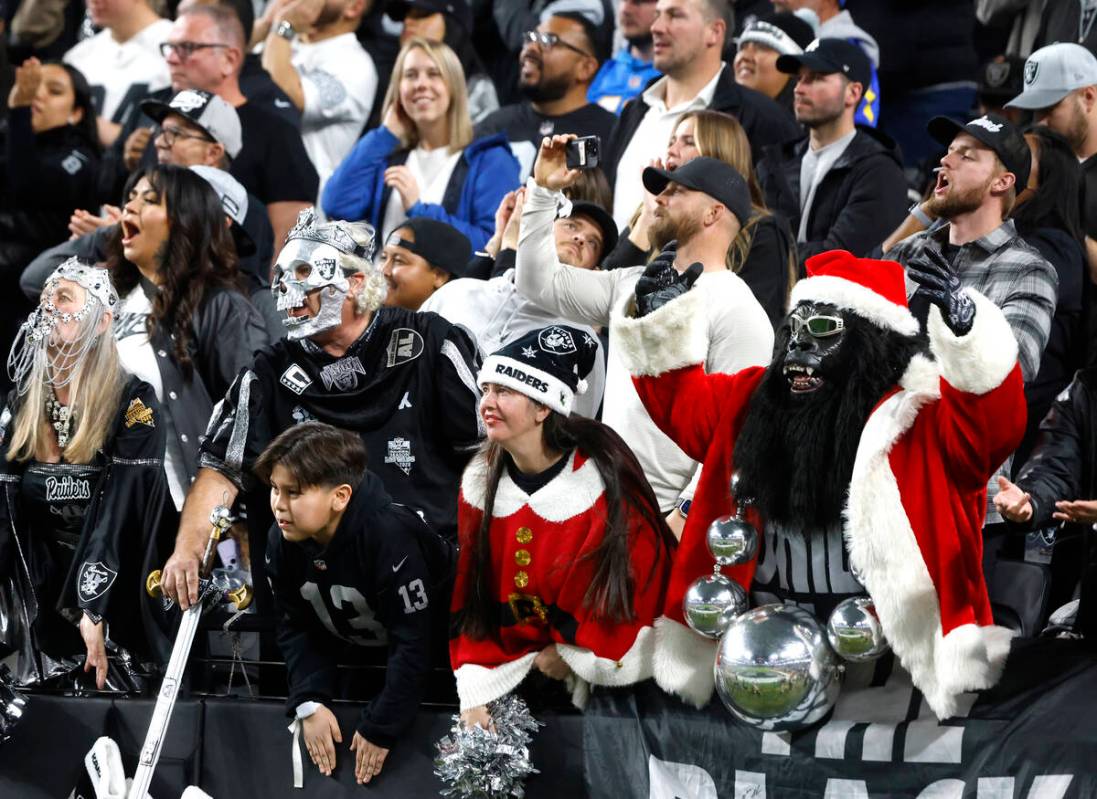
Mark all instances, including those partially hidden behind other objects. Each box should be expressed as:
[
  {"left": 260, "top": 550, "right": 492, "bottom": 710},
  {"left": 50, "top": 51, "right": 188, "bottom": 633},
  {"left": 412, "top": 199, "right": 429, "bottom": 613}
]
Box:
[{"left": 1006, "top": 42, "right": 1097, "bottom": 110}]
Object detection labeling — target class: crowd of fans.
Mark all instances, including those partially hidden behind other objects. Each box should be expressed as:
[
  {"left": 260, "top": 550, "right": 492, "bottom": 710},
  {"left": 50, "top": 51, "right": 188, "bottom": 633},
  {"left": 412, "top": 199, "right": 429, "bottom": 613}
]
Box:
[{"left": 2, "top": 0, "right": 1097, "bottom": 785}]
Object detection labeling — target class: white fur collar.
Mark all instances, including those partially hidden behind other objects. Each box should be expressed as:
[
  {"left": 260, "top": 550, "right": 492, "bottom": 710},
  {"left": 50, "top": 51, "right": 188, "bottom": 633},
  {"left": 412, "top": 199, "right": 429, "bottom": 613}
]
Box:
[{"left": 460, "top": 449, "right": 605, "bottom": 522}]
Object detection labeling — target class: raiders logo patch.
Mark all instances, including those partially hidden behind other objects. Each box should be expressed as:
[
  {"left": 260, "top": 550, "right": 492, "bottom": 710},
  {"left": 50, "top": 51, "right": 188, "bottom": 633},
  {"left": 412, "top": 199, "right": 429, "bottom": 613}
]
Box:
[
  {"left": 280, "top": 364, "right": 313, "bottom": 395},
  {"left": 538, "top": 326, "right": 577, "bottom": 355},
  {"left": 384, "top": 436, "right": 416, "bottom": 475},
  {"left": 315, "top": 257, "right": 337, "bottom": 281},
  {"left": 320, "top": 356, "right": 366, "bottom": 391},
  {"left": 124, "top": 398, "right": 155, "bottom": 428},
  {"left": 77, "top": 561, "right": 117, "bottom": 603},
  {"left": 386, "top": 328, "right": 424, "bottom": 367},
  {"left": 1024, "top": 59, "right": 1039, "bottom": 86}
]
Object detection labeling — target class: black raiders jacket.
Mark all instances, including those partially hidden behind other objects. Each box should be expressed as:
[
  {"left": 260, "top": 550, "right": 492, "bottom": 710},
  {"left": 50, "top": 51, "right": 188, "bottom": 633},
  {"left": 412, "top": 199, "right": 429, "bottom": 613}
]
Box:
[
  {"left": 199, "top": 307, "right": 484, "bottom": 543},
  {"left": 265, "top": 470, "right": 453, "bottom": 747}
]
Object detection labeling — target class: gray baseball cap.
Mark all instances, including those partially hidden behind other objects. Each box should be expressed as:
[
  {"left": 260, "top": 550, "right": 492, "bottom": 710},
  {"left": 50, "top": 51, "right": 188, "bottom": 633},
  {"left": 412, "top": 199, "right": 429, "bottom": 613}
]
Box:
[
  {"left": 1006, "top": 42, "right": 1097, "bottom": 110},
  {"left": 141, "top": 89, "right": 243, "bottom": 159},
  {"left": 189, "top": 165, "right": 255, "bottom": 256}
]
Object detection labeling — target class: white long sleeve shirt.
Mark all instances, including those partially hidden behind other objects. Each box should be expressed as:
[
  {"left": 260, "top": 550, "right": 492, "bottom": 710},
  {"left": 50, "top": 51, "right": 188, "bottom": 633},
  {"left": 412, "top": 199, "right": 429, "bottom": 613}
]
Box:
[{"left": 514, "top": 180, "right": 774, "bottom": 511}]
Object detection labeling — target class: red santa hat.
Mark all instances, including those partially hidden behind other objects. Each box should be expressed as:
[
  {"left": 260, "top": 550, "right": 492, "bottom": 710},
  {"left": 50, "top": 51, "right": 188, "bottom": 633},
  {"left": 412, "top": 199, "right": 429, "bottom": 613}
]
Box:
[{"left": 788, "top": 250, "right": 919, "bottom": 337}]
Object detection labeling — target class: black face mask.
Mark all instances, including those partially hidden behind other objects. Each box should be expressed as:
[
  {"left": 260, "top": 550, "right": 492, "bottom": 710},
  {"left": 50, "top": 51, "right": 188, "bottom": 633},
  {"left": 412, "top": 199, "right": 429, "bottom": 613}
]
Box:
[{"left": 733, "top": 305, "right": 927, "bottom": 530}]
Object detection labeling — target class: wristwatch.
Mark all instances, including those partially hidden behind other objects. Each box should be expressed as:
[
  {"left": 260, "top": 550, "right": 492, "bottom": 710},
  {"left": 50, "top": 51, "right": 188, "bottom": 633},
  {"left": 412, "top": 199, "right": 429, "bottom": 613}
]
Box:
[
  {"left": 676, "top": 498, "right": 692, "bottom": 519},
  {"left": 275, "top": 20, "right": 297, "bottom": 41}
]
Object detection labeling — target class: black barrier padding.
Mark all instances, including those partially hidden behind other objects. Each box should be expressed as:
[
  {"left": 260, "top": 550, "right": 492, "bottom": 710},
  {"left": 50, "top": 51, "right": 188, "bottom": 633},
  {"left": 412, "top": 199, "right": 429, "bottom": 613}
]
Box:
[
  {"left": 0, "top": 694, "right": 112, "bottom": 798},
  {"left": 109, "top": 698, "right": 203, "bottom": 798},
  {"left": 201, "top": 697, "right": 585, "bottom": 797},
  {"left": 0, "top": 693, "right": 585, "bottom": 798}
]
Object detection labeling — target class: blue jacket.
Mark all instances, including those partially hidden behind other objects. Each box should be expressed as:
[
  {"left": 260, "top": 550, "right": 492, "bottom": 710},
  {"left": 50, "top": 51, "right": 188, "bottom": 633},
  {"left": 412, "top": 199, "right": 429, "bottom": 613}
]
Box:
[
  {"left": 321, "top": 126, "right": 520, "bottom": 251},
  {"left": 588, "top": 49, "right": 661, "bottom": 115}
]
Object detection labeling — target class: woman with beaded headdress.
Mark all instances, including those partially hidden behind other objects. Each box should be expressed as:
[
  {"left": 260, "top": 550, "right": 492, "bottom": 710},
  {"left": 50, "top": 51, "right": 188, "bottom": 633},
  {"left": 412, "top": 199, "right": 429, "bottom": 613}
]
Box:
[{"left": 0, "top": 258, "right": 171, "bottom": 689}]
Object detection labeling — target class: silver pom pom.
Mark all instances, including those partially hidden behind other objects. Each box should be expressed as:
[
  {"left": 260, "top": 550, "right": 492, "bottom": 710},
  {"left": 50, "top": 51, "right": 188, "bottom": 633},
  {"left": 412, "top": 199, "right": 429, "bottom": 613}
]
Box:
[{"left": 434, "top": 693, "right": 544, "bottom": 797}]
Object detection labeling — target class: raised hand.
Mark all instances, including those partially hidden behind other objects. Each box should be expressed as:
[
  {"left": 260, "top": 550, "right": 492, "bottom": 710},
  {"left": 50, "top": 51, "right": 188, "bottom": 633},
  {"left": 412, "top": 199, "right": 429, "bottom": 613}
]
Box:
[
  {"left": 635, "top": 242, "right": 702, "bottom": 317},
  {"left": 8, "top": 58, "right": 42, "bottom": 109},
  {"left": 533, "top": 134, "right": 581, "bottom": 192},
  {"left": 906, "top": 247, "right": 974, "bottom": 336}
]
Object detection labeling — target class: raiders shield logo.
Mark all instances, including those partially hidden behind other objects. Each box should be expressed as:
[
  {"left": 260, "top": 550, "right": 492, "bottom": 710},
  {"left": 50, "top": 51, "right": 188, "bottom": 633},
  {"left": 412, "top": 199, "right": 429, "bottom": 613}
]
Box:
[
  {"left": 320, "top": 355, "right": 366, "bottom": 390},
  {"left": 985, "top": 61, "right": 1010, "bottom": 88},
  {"left": 538, "top": 326, "right": 577, "bottom": 355},
  {"left": 1025, "top": 59, "right": 1039, "bottom": 86},
  {"left": 169, "top": 89, "right": 209, "bottom": 114},
  {"left": 77, "top": 561, "right": 118, "bottom": 603},
  {"left": 315, "top": 257, "right": 337, "bottom": 281}
]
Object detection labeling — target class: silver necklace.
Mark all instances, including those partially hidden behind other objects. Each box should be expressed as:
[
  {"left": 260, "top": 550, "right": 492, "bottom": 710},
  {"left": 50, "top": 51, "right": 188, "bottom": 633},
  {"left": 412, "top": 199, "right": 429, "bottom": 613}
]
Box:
[{"left": 46, "top": 390, "right": 72, "bottom": 450}]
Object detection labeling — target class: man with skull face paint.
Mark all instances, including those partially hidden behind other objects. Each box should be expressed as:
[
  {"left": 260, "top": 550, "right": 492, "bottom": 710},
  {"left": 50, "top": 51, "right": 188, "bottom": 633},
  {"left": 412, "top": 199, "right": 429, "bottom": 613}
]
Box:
[
  {"left": 613, "top": 248, "right": 1028, "bottom": 721},
  {"left": 161, "top": 209, "right": 483, "bottom": 610}
]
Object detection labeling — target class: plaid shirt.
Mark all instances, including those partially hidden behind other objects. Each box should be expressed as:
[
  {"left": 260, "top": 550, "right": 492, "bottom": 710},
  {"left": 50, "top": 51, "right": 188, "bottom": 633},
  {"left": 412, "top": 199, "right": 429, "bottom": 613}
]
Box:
[{"left": 887, "top": 219, "right": 1059, "bottom": 523}]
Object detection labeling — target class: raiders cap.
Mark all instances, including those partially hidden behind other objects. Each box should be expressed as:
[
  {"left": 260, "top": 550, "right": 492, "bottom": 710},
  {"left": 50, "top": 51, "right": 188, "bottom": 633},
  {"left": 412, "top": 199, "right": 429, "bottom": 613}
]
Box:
[
  {"left": 1006, "top": 42, "right": 1097, "bottom": 110},
  {"left": 141, "top": 89, "right": 243, "bottom": 159}
]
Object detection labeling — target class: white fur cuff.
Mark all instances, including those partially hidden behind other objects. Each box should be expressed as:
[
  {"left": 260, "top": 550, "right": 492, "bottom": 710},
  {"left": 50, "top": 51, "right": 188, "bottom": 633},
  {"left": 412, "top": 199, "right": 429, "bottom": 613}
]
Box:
[
  {"left": 611, "top": 289, "right": 708, "bottom": 377},
  {"left": 651, "top": 617, "right": 716, "bottom": 708},
  {"left": 928, "top": 289, "right": 1019, "bottom": 395},
  {"left": 454, "top": 653, "right": 538, "bottom": 710}
]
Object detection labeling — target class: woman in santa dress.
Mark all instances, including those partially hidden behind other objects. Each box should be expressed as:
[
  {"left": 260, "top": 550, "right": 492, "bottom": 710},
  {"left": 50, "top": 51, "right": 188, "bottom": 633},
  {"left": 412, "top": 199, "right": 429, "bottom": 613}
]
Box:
[{"left": 451, "top": 325, "right": 675, "bottom": 729}]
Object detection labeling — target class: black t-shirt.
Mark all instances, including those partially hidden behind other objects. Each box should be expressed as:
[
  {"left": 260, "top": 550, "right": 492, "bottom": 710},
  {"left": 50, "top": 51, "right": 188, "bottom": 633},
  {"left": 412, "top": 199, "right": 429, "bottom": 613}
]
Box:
[
  {"left": 505, "top": 450, "right": 571, "bottom": 495},
  {"left": 239, "top": 54, "right": 302, "bottom": 129},
  {"left": 1081, "top": 155, "right": 1097, "bottom": 241},
  {"left": 475, "top": 102, "right": 617, "bottom": 177},
  {"left": 231, "top": 102, "right": 319, "bottom": 206}
]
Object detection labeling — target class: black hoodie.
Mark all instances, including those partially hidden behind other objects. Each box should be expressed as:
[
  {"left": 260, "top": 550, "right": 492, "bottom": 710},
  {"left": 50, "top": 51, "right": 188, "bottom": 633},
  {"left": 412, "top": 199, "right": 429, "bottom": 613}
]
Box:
[
  {"left": 265, "top": 470, "right": 455, "bottom": 747},
  {"left": 757, "top": 125, "right": 908, "bottom": 272}
]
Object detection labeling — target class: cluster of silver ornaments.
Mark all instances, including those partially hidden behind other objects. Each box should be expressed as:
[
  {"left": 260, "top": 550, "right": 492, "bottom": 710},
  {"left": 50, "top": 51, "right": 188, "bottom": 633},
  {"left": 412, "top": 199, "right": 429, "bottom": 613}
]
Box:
[{"left": 681, "top": 474, "right": 756, "bottom": 639}]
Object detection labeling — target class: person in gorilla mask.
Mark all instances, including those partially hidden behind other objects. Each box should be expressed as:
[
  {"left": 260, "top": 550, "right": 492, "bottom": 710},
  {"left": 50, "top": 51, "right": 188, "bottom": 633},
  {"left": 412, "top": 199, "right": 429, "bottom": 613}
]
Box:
[{"left": 612, "top": 247, "right": 1028, "bottom": 721}]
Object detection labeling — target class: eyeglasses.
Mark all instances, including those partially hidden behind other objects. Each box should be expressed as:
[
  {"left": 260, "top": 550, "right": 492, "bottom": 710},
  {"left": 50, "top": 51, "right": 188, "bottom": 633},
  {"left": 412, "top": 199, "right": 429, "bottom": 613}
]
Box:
[
  {"left": 522, "top": 31, "right": 593, "bottom": 58},
  {"left": 788, "top": 314, "right": 845, "bottom": 338},
  {"left": 157, "top": 124, "right": 215, "bottom": 147},
  {"left": 159, "top": 41, "right": 230, "bottom": 59}
]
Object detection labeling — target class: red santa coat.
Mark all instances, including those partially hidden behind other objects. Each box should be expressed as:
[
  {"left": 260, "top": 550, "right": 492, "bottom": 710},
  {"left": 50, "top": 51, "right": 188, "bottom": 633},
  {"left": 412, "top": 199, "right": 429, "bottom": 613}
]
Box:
[
  {"left": 450, "top": 449, "right": 670, "bottom": 710},
  {"left": 611, "top": 287, "right": 1026, "bottom": 720}
]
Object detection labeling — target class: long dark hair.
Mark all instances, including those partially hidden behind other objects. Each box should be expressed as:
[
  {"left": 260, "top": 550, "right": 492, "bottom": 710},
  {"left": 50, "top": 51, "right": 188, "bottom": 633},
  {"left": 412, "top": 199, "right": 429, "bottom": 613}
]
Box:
[
  {"left": 108, "top": 165, "right": 242, "bottom": 378},
  {"left": 1013, "top": 125, "right": 1085, "bottom": 246},
  {"left": 460, "top": 414, "right": 675, "bottom": 640},
  {"left": 54, "top": 62, "right": 100, "bottom": 153}
]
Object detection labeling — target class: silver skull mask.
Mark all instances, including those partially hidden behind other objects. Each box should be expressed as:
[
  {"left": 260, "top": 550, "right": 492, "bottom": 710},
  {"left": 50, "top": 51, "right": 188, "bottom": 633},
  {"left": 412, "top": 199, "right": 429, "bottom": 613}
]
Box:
[{"left": 273, "top": 238, "right": 352, "bottom": 340}]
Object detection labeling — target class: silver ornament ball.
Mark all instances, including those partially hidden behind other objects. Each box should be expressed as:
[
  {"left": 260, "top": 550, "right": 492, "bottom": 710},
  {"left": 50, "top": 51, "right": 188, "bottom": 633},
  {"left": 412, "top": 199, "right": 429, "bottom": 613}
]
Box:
[
  {"left": 706, "top": 516, "right": 759, "bottom": 566},
  {"left": 714, "top": 604, "right": 841, "bottom": 731},
  {"left": 826, "top": 596, "right": 889, "bottom": 662},
  {"left": 682, "top": 573, "right": 748, "bottom": 639}
]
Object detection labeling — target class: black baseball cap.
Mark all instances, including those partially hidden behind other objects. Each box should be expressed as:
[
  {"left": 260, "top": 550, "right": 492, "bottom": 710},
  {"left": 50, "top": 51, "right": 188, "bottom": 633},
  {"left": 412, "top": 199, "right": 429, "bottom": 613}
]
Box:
[
  {"left": 927, "top": 113, "right": 1031, "bottom": 190},
  {"left": 388, "top": 218, "right": 472, "bottom": 277},
  {"left": 776, "top": 37, "right": 872, "bottom": 89},
  {"left": 565, "top": 201, "right": 618, "bottom": 259},
  {"left": 386, "top": 0, "right": 471, "bottom": 33},
  {"left": 642, "top": 157, "right": 753, "bottom": 226}
]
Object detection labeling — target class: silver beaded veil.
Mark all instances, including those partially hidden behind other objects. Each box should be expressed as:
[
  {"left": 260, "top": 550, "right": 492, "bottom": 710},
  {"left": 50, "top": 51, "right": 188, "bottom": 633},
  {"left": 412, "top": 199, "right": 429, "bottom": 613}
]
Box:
[{"left": 7, "top": 258, "right": 119, "bottom": 394}]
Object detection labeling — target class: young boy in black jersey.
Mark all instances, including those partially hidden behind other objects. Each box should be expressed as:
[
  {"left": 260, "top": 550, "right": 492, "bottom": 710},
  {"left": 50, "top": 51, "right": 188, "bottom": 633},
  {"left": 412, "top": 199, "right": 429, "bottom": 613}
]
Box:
[{"left": 256, "top": 422, "right": 453, "bottom": 785}]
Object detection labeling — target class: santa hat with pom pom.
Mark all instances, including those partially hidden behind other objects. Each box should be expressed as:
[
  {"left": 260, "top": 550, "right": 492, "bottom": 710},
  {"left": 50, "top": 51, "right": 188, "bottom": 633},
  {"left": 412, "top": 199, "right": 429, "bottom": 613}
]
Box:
[{"left": 478, "top": 325, "right": 599, "bottom": 415}]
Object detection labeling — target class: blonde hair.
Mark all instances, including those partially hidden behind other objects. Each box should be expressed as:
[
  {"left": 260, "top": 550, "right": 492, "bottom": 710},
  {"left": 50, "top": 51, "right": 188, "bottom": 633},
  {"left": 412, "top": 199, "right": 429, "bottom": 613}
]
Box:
[
  {"left": 636, "top": 109, "right": 798, "bottom": 302},
  {"left": 340, "top": 221, "right": 389, "bottom": 314},
  {"left": 381, "top": 37, "right": 472, "bottom": 154},
  {"left": 7, "top": 322, "right": 125, "bottom": 465}
]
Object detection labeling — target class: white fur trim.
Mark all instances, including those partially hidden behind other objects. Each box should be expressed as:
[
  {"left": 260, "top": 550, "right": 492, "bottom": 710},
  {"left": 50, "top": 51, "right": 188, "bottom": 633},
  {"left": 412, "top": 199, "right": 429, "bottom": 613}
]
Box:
[
  {"left": 557, "top": 624, "right": 656, "bottom": 690},
  {"left": 460, "top": 450, "right": 605, "bottom": 522},
  {"left": 651, "top": 616, "right": 716, "bottom": 708},
  {"left": 611, "top": 288, "right": 708, "bottom": 377},
  {"left": 898, "top": 353, "right": 941, "bottom": 396},
  {"left": 790, "top": 274, "right": 919, "bottom": 336},
  {"left": 927, "top": 290, "right": 1019, "bottom": 395},
  {"left": 454, "top": 652, "right": 538, "bottom": 710},
  {"left": 479, "top": 354, "right": 575, "bottom": 415},
  {"left": 845, "top": 388, "right": 1013, "bottom": 720}
]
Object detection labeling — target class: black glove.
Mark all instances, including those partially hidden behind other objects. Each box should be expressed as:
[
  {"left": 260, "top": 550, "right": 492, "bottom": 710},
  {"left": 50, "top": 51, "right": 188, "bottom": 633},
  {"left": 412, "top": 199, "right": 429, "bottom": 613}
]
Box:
[
  {"left": 635, "top": 242, "right": 703, "bottom": 317},
  {"left": 906, "top": 247, "right": 974, "bottom": 336}
]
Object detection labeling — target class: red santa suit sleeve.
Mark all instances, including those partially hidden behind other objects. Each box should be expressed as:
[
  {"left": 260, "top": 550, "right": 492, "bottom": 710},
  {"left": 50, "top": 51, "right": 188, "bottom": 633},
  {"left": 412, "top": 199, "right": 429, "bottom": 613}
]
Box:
[{"left": 449, "top": 449, "right": 670, "bottom": 711}]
